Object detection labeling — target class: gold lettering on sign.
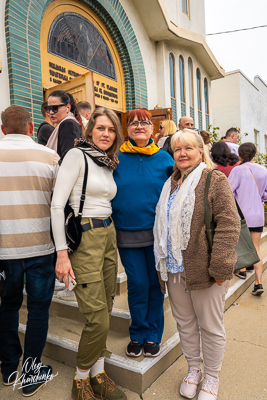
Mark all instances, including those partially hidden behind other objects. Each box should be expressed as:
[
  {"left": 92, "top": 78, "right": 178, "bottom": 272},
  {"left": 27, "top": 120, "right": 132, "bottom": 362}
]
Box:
[
  {"left": 94, "top": 80, "right": 119, "bottom": 105},
  {"left": 48, "top": 63, "right": 81, "bottom": 85}
]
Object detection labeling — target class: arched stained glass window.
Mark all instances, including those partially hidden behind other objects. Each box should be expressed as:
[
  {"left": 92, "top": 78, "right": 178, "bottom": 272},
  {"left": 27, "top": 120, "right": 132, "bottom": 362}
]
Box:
[
  {"left": 204, "top": 78, "right": 209, "bottom": 114},
  {"left": 169, "top": 53, "right": 175, "bottom": 99},
  {"left": 196, "top": 68, "right": 201, "bottom": 111},
  {"left": 196, "top": 68, "right": 202, "bottom": 129},
  {"left": 179, "top": 56, "right": 186, "bottom": 117},
  {"left": 188, "top": 57, "right": 194, "bottom": 121},
  {"left": 48, "top": 13, "right": 116, "bottom": 80},
  {"left": 188, "top": 58, "right": 193, "bottom": 107},
  {"left": 179, "top": 56, "right": 185, "bottom": 103},
  {"left": 204, "top": 78, "right": 209, "bottom": 129},
  {"left": 169, "top": 53, "right": 177, "bottom": 124}
]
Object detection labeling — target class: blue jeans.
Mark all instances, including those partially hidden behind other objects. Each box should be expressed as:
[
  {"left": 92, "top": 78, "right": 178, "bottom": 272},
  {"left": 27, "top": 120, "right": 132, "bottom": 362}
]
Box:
[
  {"left": 0, "top": 254, "right": 55, "bottom": 376},
  {"left": 119, "top": 246, "right": 164, "bottom": 344}
]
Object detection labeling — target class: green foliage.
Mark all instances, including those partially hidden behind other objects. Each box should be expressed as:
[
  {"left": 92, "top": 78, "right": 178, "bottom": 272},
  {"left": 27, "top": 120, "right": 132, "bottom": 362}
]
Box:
[
  {"left": 254, "top": 152, "right": 267, "bottom": 168},
  {"left": 208, "top": 125, "right": 220, "bottom": 144}
]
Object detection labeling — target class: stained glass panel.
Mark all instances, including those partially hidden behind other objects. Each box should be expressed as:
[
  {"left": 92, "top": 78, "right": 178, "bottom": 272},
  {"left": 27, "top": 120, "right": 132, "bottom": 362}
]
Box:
[{"left": 48, "top": 13, "right": 116, "bottom": 80}]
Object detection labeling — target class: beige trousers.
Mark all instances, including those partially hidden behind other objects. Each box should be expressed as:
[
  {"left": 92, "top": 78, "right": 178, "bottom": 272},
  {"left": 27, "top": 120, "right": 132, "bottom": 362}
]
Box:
[{"left": 167, "top": 271, "right": 230, "bottom": 378}]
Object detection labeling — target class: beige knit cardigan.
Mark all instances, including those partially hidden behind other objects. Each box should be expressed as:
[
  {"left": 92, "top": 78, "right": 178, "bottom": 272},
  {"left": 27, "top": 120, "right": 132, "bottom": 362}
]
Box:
[{"left": 159, "top": 162, "right": 240, "bottom": 292}]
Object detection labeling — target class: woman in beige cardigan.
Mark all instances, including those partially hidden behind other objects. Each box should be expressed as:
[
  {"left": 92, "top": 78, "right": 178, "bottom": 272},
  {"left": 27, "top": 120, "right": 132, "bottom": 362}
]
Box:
[{"left": 154, "top": 129, "right": 240, "bottom": 400}]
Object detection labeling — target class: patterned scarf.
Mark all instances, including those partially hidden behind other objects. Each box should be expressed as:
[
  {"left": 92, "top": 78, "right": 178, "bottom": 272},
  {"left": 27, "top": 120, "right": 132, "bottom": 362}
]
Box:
[
  {"left": 74, "top": 139, "right": 119, "bottom": 171},
  {"left": 120, "top": 138, "right": 160, "bottom": 155}
]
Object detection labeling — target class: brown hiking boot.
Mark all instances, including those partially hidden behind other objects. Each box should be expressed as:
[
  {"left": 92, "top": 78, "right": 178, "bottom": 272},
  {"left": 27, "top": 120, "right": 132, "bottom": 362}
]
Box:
[
  {"left": 72, "top": 376, "right": 96, "bottom": 400},
  {"left": 90, "top": 371, "right": 127, "bottom": 400}
]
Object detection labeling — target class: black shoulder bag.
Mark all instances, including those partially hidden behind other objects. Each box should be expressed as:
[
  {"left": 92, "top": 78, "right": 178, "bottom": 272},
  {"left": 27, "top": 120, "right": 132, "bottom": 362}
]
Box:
[
  {"left": 65, "top": 151, "right": 88, "bottom": 254},
  {"left": 204, "top": 170, "right": 260, "bottom": 272}
]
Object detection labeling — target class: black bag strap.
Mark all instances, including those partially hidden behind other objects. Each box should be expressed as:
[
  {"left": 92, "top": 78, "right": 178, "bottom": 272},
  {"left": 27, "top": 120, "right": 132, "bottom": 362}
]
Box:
[
  {"left": 204, "top": 170, "right": 215, "bottom": 230},
  {"left": 204, "top": 169, "right": 245, "bottom": 230},
  {"left": 77, "top": 151, "right": 89, "bottom": 217}
]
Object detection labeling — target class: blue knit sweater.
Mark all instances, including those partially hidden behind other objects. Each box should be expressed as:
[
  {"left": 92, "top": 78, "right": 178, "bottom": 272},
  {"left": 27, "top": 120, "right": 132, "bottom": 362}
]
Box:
[{"left": 112, "top": 143, "right": 174, "bottom": 231}]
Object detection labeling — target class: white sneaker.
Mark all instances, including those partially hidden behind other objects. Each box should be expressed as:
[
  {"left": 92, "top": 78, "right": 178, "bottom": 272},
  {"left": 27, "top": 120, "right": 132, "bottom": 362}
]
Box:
[
  {"left": 197, "top": 374, "right": 219, "bottom": 400},
  {"left": 56, "top": 288, "right": 76, "bottom": 301},
  {"left": 180, "top": 367, "right": 203, "bottom": 399},
  {"left": 54, "top": 278, "right": 66, "bottom": 291}
]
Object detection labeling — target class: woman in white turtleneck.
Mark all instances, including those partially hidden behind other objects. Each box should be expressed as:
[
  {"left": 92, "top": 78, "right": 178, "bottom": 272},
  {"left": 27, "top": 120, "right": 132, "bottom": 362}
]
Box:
[{"left": 51, "top": 107, "right": 126, "bottom": 400}]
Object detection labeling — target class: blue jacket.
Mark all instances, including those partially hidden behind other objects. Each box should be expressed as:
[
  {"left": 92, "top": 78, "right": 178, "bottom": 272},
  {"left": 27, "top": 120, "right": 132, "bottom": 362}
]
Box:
[{"left": 112, "top": 145, "right": 174, "bottom": 231}]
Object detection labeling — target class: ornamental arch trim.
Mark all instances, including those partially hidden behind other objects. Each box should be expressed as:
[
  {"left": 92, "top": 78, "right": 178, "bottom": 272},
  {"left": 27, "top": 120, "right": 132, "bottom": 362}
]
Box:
[{"left": 5, "top": 0, "right": 147, "bottom": 134}]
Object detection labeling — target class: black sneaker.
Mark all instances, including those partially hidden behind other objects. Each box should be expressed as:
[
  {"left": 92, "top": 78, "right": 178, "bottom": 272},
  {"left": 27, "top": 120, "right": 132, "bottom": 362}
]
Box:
[
  {"left": 251, "top": 284, "right": 264, "bottom": 296},
  {"left": 22, "top": 365, "right": 52, "bottom": 397},
  {"left": 125, "top": 340, "right": 143, "bottom": 357},
  {"left": 1, "top": 372, "right": 16, "bottom": 386},
  {"left": 235, "top": 271, "right": 247, "bottom": 279},
  {"left": 143, "top": 342, "right": 160, "bottom": 357}
]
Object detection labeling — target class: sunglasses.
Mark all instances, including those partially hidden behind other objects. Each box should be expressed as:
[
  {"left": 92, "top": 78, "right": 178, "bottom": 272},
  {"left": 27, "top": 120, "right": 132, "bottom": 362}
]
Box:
[
  {"left": 160, "top": 125, "right": 163, "bottom": 129},
  {"left": 44, "top": 103, "right": 67, "bottom": 113}
]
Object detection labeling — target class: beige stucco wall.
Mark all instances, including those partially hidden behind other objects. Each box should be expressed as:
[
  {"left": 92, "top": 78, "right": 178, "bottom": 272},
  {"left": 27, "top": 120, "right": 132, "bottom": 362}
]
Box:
[
  {"left": 211, "top": 72, "right": 241, "bottom": 137},
  {"left": 164, "top": 0, "right": 206, "bottom": 37},
  {"left": 211, "top": 70, "right": 267, "bottom": 152}
]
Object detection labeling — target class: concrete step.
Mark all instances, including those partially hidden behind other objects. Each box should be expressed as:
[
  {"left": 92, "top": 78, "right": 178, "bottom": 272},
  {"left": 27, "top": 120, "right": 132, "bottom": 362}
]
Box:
[{"left": 18, "top": 233, "right": 267, "bottom": 394}]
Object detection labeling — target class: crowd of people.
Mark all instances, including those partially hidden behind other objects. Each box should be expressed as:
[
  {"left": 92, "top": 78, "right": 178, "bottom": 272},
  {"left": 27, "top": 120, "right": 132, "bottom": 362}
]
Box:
[{"left": 0, "top": 94, "right": 267, "bottom": 400}]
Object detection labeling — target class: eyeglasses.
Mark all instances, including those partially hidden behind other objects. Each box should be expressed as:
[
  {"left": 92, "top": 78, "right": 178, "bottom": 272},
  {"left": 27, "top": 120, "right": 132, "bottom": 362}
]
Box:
[
  {"left": 44, "top": 104, "right": 67, "bottom": 113},
  {"left": 128, "top": 120, "right": 152, "bottom": 128}
]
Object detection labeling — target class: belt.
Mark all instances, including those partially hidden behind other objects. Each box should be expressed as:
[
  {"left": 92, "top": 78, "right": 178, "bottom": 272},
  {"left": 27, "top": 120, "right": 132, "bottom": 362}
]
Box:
[{"left": 82, "top": 217, "right": 112, "bottom": 232}]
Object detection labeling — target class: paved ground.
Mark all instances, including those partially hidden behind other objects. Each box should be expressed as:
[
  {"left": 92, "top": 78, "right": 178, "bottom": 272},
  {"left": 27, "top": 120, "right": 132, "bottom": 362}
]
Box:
[{"left": 1, "top": 270, "right": 267, "bottom": 400}]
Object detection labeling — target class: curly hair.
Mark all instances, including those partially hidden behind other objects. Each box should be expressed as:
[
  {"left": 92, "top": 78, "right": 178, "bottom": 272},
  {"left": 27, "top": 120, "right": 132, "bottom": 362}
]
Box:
[{"left": 211, "top": 141, "right": 239, "bottom": 166}]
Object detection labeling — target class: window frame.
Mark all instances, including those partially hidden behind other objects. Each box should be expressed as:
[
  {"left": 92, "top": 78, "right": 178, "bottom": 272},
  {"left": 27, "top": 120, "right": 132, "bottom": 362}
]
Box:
[
  {"left": 254, "top": 129, "right": 259, "bottom": 151},
  {"left": 204, "top": 78, "right": 209, "bottom": 115},
  {"left": 188, "top": 57, "right": 194, "bottom": 108},
  {"left": 196, "top": 68, "right": 202, "bottom": 112},
  {"left": 169, "top": 53, "right": 176, "bottom": 100},
  {"left": 182, "top": 0, "right": 190, "bottom": 18},
  {"left": 179, "top": 55, "right": 186, "bottom": 105}
]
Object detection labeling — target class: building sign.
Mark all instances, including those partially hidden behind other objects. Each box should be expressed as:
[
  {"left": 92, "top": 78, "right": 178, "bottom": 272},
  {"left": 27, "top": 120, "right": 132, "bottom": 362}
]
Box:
[
  {"left": 49, "top": 62, "right": 80, "bottom": 84},
  {"left": 47, "top": 62, "right": 120, "bottom": 106},
  {"left": 41, "top": 1, "right": 125, "bottom": 112},
  {"left": 94, "top": 81, "right": 118, "bottom": 105}
]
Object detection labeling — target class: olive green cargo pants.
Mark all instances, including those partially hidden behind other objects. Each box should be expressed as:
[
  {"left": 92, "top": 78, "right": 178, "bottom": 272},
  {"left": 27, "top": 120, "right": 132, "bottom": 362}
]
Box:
[{"left": 69, "top": 218, "right": 117, "bottom": 370}]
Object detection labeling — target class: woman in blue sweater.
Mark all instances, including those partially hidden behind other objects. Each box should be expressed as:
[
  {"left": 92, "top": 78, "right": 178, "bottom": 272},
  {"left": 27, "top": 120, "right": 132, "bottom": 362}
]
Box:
[{"left": 112, "top": 109, "right": 174, "bottom": 357}]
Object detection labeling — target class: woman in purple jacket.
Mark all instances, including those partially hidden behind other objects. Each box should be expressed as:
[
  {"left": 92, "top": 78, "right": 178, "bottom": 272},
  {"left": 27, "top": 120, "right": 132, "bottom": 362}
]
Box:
[{"left": 229, "top": 142, "right": 267, "bottom": 295}]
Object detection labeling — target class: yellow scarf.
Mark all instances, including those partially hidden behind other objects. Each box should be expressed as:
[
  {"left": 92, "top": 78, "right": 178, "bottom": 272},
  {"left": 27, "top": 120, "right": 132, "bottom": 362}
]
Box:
[{"left": 120, "top": 140, "right": 160, "bottom": 155}]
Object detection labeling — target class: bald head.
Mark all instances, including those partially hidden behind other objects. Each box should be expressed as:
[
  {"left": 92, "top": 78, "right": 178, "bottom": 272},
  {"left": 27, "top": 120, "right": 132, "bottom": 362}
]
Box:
[{"left": 178, "top": 116, "right": 194, "bottom": 130}]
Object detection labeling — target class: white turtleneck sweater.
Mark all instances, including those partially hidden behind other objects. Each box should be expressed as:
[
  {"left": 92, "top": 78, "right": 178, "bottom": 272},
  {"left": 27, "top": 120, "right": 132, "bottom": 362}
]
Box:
[{"left": 51, "top": 148, "right": 117, "bottom": 251}]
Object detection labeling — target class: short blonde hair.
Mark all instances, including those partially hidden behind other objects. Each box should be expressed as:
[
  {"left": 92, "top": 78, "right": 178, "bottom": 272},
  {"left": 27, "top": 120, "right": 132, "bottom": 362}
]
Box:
[
  {"left": 171, "top": 129, "right": 214, "bottom": 169},
  {"left": 161, "top": 120, "right": 177, "bottom": 137}
]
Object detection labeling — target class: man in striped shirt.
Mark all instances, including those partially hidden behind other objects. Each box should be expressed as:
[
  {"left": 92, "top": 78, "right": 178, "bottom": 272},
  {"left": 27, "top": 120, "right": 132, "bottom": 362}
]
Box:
[{"left": 0, "top": 105, "right": 59, "bottom": 396}]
